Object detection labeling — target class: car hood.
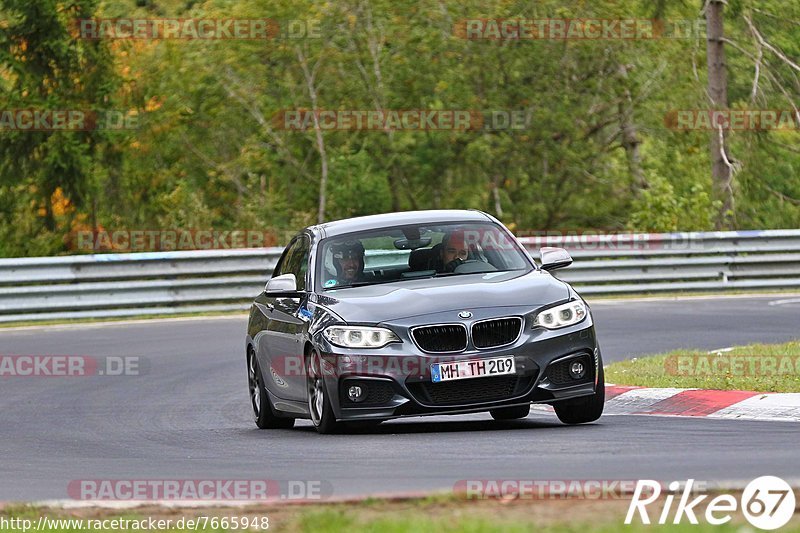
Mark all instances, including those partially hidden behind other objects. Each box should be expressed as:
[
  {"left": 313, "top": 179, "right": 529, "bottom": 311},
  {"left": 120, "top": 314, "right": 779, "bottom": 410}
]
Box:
[{"left": 317, "top": 270, "right": 570, "bottom": 323}]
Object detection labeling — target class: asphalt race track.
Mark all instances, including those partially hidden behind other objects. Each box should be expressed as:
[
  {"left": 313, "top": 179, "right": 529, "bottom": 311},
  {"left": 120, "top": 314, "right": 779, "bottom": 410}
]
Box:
[
  {"left": 592, "top": 295, "right": 800, "bottom": 360},
  {"left": 1, "top": 295, "right": 799, "bottom": 501}
]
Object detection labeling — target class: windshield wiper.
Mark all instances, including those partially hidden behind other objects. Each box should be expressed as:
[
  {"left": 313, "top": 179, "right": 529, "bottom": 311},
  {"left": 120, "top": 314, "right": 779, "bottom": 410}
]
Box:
[
  {"left": 326, "top": 281, "right": 375, "bottom": 289},
  {"left": 327, "top": 278, "right": 412, "bottom": 289},
  {"left": 326, "top": 269, "right": 521, "bottom": 290}
]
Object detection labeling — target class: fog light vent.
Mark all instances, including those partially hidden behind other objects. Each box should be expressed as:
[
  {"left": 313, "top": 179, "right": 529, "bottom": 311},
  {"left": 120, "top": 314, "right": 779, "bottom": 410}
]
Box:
[{"left": 545, "top": 353, "right": 594, "bottom": 385}]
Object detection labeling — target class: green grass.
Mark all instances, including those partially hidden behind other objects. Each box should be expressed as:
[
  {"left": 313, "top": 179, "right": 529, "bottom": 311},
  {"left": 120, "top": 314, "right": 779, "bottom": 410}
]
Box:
[
  {"left": 605, "top": 340, "right": 800, "bottom": 392},
  {"left": 3, "top": 500, "right": 799, "bottom": 533},
  {"left": 291, "top": 510, "right": 754, "bottom": 533}
]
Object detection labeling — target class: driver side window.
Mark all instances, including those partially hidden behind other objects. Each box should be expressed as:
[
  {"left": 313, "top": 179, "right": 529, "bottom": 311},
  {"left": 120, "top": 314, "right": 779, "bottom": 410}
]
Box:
[{"left": 274, "top": 236, "right": 310, "bottom": 291}]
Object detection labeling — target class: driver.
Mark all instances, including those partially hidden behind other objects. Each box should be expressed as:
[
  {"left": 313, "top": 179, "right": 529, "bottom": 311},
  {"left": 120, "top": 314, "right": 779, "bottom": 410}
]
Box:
[
  {"left": 431, "top": 230, "right": 469, "bottom": 273},
  {"left": 331, "top": 240, "right": 366, "bottom": 283}
]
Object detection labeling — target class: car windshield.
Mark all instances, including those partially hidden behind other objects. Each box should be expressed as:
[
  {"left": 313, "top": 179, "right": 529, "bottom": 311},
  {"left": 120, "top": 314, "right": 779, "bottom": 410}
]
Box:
[{"left": 318, "top": 222, "right": 531, "bottom": 290}]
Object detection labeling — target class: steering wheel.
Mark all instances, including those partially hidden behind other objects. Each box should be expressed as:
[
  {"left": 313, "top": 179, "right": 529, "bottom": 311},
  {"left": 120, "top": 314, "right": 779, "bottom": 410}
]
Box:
[{"left": 452, "top": 260, "right": 497, "bottom": 274}]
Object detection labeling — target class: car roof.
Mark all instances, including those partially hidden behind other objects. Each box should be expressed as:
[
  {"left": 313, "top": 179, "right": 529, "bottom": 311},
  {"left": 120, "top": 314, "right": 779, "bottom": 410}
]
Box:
[{"left": 307, "top": 209, "right": 494, "bottom": 239}]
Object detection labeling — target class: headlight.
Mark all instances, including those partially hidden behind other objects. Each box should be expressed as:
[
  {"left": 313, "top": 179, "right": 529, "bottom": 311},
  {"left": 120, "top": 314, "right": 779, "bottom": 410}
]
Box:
[
  {"left": 323, "top": 326, "right": 401, "bottom": 348},
  {"left": 532, "top": 300, "right": 587, "bottom": 329}
]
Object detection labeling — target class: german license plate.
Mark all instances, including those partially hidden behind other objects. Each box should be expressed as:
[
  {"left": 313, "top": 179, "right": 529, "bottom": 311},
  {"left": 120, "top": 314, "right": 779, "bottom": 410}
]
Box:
[{"left": 431, "top": 356, "right": 515, "bottom": 383}]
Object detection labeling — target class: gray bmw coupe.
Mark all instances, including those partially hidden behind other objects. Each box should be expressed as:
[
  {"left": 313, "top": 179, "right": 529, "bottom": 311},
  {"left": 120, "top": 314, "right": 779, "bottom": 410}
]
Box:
[{"left": 246, "top": 210, "right": 604, "bottom": 433}]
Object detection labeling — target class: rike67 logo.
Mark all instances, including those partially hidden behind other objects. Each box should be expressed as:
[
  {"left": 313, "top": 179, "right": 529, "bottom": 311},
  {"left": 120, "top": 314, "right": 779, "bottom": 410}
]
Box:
[{"left": 626, "top": 477, "right": 796, "bottom": 530}]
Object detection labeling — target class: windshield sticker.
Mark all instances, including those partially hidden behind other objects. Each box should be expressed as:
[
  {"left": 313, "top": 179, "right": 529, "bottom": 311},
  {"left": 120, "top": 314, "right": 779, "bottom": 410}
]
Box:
[{"left": 324, "top": 279, "right": 337, "bottom": 287}]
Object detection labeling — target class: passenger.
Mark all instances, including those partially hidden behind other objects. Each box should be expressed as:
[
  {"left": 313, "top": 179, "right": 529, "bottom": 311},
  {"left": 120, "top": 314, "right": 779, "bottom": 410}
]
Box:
[{"left": 331, "top": 240, "right": 366, "bottom": 283}]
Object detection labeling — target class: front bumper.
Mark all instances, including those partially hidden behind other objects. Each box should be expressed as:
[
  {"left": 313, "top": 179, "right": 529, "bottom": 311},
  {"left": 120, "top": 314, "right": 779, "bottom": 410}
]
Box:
[{"left": 321, "top": 324, "right": 601, "bottom": 421}]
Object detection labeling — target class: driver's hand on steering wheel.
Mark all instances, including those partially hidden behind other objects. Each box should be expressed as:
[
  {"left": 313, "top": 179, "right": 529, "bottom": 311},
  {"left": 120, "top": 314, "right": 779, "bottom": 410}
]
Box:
[
  {"left": 443, "top": 245, "right": 468, "bottom": 272},
  {"left": 444, "top": 258, "right": 464, "bottom": 272}
]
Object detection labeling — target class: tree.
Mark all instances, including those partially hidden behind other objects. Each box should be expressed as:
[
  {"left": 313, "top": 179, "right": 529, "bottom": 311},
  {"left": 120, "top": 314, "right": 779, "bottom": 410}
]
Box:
[
  {"left": 705, "top": 0, "right": 734, "bottom": 229},
  {"left": 0, "top": 0, "right": 118, "bottom": 254}
]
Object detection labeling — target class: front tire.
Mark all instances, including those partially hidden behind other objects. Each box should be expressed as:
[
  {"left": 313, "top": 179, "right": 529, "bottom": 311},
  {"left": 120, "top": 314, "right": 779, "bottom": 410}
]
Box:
[
  {"left": 248, "top": 350, "right": 295, "bottom": 429},
  {"left": 553, "top": 364, "right": 605, "bottom": 425},
  {"left": 307, "top": 350, "right": 341, "bottom": 434},
  {"left": 490, "top": 404, "right": 531, "bottom": 420}
]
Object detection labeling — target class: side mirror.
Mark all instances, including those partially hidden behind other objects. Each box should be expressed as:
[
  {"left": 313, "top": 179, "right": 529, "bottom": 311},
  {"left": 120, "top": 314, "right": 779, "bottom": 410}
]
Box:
[
  {"left": 265, "top": 273, "right": 301, "bottom": 296},
  {"left": 539, "top": 247, "right": 573, "bottom": 271}
]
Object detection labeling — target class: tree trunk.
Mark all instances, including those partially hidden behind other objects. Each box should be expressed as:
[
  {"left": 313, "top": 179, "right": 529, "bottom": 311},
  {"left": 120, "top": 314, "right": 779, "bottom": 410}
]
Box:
[
  {"left": 705, "top": 0, "right": 734, "bottom": 229},
  {"left": 296, "top": 47, "right": 329, "bottom": 224},
  {"left": 617, "top": 64, "right": 647, "bottom": 194},
  {"left": 43, "top": 191, "right": 56, "bottom": 232},
  {"left": 312, "top": 121, "right": 329, "bottom": 224},
  {"left": 491, "top": 173, "right": 504, "bottom": 217}
]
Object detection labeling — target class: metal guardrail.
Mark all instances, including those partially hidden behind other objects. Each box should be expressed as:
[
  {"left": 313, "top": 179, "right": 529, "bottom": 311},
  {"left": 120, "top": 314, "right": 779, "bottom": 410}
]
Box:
[{"left": 1, "top": 230, "right": 800, "bottom": 323}]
